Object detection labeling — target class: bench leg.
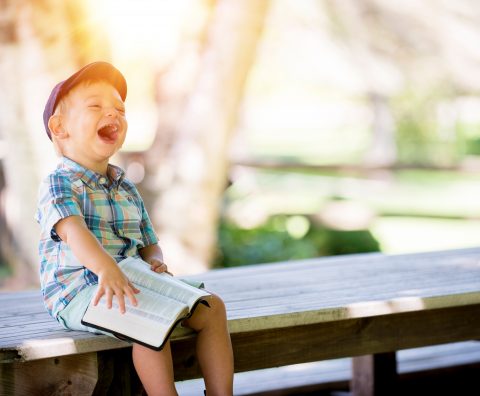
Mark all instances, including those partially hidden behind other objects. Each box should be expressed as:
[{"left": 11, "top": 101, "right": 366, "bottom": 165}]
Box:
[
  {"left": 0, "top": 353, "right": 100, "bottom": 395},
  {"left": 351, "top": 352, "right": 398, "bottom": 396},
  {"left": 94, "top": 348, "right": 143, "bottom": 396}
]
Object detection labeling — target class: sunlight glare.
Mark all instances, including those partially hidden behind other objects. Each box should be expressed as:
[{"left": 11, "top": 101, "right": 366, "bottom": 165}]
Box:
[
  {"left": 88, "top": 0, "right": 194, "bottom": 151},
  {"left": 94, "top": 0, "right": 190, "bottom": 64}
]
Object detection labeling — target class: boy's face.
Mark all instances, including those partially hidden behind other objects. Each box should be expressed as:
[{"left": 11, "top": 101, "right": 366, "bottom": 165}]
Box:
[{"left": 53, "top": 81, "right": 127, "bottom": 173}]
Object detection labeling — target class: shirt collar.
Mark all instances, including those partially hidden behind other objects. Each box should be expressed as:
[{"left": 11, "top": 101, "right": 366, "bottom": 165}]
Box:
[{"left": 59, "top": 156, "right": 125, "bottom": 189}]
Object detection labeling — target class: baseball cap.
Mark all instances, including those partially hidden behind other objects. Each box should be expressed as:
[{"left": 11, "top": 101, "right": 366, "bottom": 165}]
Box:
[{"left": 43, "top": 61, "right": 127, "bottom": 140}]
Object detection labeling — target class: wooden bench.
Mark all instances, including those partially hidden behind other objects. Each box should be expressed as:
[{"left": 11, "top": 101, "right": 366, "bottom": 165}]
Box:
[{"left": 1, "top": 247, "right": 480, "bottom": 395}]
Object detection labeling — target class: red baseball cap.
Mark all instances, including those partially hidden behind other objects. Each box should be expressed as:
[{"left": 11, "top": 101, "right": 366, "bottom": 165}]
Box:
[{"left": 43, "top": 61, "right": 127, "bottom": 140}]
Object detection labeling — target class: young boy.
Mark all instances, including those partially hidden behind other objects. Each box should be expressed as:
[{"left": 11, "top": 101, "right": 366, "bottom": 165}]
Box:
[{"left": 36, "top": 61, "right": 234, "bottom": 396}]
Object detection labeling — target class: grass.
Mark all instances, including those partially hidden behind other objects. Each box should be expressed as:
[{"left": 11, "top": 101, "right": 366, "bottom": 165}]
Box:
[{"left": 228, "top": 167, "right": 480, "bottom": 216}]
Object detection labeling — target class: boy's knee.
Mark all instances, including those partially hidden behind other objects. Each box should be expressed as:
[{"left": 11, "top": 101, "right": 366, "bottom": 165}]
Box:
[
  {"left": 184, "top": 293, "right": 227, "bottom": 331},
  {"left": 207, "top": 293, "right": 227, "bottom": 318}
]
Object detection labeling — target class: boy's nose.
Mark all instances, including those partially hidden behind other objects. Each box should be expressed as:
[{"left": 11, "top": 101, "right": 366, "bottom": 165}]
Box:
[{"left": 105, "top": 108, "right": 118, "bottom": 117}]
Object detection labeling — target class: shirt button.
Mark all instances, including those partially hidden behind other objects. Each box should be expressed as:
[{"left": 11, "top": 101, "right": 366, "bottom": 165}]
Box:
[{"left": 98, "top": 177, "right": 107, "bottom": 186}]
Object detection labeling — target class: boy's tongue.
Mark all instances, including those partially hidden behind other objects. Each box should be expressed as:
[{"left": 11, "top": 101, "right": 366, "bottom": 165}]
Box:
[{"left": 97, "top": 124, "right": 118, "bottom": 143}]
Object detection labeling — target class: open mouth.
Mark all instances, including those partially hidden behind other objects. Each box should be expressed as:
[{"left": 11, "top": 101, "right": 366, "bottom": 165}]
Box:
[{"left": 97, "top": 124, "right": 119, "bottom": 144}]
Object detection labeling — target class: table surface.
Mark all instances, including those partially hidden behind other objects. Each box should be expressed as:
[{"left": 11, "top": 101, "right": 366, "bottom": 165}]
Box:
[{"left": 2, "top": 247, "right": 480, "bottom": 361}]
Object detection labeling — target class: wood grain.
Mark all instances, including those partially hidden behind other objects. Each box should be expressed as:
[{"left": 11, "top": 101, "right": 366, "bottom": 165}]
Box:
[
  {"left": 171, "top": 304, "right": 480, "bottom": 380},
  {"left": 1, "top": 247, "right": 480, "bottom": 394},
  {"left": 0, "top": 353, "right": 100, "bottom": 396},
  {"left": 2, "top": 248, "right": 480, "bottom": 363},
  {"left": 351, "top": 352, "right": 398, "bottom": 396}
]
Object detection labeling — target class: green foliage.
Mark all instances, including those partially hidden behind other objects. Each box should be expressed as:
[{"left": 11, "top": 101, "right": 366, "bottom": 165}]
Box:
[
  {"left": 213, "top": 215, "right": 380, "bottom": 268},
  {"left": 308, "top": 227, "right": 381, "bottom": 256},
  {"left": 0, "top": 263, "right": 12, "bottom": 281},
  {"left": 392, "top": 86, "right": 464, "bottom": 166},
  {"left": 465, "top": 137, "right": 480, "bottom": 155}
]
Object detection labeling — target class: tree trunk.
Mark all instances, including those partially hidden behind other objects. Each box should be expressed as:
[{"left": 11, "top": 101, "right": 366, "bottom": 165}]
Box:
[
  {"left": 324, "top": 0, "right": 398, "bottom": 167},
  {"left": 365, "top": 92, "right": 397, "bottom": 167},
  {"left": 140, "top": 0, "right": 270, "bottom": 274},
  {"left": 0, "top": 0, "right": 108, "bottom": 288},
  {"left": 0, "top": 0, "right": 40, "bottom": 287}
]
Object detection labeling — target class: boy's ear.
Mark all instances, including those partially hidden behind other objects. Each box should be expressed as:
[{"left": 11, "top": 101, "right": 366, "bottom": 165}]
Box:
[{"left": 48, "top": 115, "right": 67, "bottom": 139}]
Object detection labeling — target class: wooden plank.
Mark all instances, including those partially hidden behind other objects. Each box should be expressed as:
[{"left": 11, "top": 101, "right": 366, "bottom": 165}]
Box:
[
  {"left": 351, "top": 352, "right": 397, "bottom": 396},
  {"left": 0, "top": 352, "right": 101, "bottom": 396},
  {"left": 196, "top": 247, "right": 480, "bottom": 281},
  {"left": 171, "top": 304, "right": 480, "bottom": 380},
  {"left": 223, "top": 291, "right": 480, "bottom": 334},
  {"left": 1, "top": 350, "right": 142, "bottom": 396},
  {"left": 11, "top": 334, "right": 130, "bottom": 362},
  {"left": 1, "top": 326, "right": 196, "bottom": 363}
]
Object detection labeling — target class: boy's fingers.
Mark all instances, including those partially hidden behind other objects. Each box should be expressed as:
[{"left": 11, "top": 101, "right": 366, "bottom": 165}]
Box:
[
  {"left": 125, "top": 288, "right": 138, "bottom": 307},
  {"left": 92, "top": 289, "right": 103, "bottom": 306},
  {"left": 129, "top": 282, "right": 140, "bottom": 294},
  {"left": 105, "top": 289, "right": 113, "bottom": 309},
  {"left": 149, "top": 259, "right": 166, "bottom": 272},
  {"left": 93, "top": 285, "right": 107, "bottom": 306},
  {"left": 116, "top": 293, "right": 126, "bottom": 314},
  {"left": 153, "top": 263, "right": 168, "bottom": 273}
]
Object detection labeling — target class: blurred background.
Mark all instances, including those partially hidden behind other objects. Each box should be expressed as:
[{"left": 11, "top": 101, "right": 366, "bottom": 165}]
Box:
[{"left": 2, "top": 0, "right": 480, "bottom": 290}]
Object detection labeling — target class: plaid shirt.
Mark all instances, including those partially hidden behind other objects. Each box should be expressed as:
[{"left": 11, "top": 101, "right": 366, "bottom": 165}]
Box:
[{"left": 35, "top": 156, "right": 158, "bottom": 319}]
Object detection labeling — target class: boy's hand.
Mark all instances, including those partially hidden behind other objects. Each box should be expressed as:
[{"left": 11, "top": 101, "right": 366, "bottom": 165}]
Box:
[
  {"left": 93, "top": 263, "right": 140, "bottom": 314},
  {"left": 146, "top": 258, "right": 172, "bottom": 275},
  {"left": 138, "top": 243, "right": 172, "bottom": 275}
]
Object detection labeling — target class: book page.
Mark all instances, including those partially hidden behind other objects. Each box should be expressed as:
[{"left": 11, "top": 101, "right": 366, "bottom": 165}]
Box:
[
  {"left": 82, "top": 284, "right": 189, "bottom": 348},
  {"left": 118, "top": 257, "right": 210, "bottom": 308}
]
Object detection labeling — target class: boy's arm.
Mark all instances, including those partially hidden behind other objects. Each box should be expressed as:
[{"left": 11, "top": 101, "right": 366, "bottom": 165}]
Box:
[
  {"left": 138, "top": 244, "right": 171, "bottom": 274},
  {"left": 55, "top": 215, "right": 139, "bottom": 313}
]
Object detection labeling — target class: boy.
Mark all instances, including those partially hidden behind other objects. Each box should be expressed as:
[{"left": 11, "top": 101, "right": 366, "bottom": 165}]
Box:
[{"left": 36, "top": 62, "right": 234, "bottom": 396}]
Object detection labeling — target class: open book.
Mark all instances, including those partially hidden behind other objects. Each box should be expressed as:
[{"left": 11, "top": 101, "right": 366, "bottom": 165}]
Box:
[{"left": 81, "top": 257, "right": 210, "bottom": 350}]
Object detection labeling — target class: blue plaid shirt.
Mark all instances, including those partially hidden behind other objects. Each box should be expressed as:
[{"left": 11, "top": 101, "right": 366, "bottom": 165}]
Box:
[{"left": 35, "top": 157, "right": 158, "bottom": 318}]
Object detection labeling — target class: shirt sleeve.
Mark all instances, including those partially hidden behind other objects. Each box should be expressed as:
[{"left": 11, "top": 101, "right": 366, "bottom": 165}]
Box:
[{"left": 36, "top": 173, "right": 83, "bottom": 242}]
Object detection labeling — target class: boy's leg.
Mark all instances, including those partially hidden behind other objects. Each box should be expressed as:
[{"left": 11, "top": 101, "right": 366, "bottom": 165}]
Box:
[
  {"left": 183, "top": 293, "right": 234, "bottom": 396},
  {"left": 132, "top": 341, "right": 178, "bottom": 396}
]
